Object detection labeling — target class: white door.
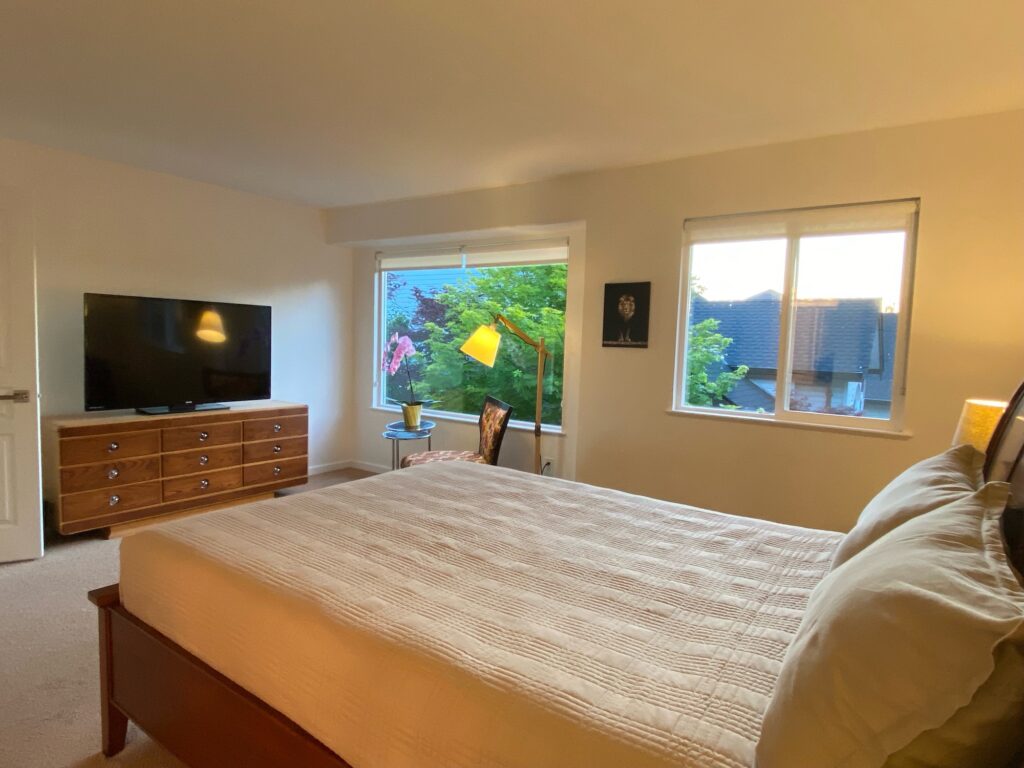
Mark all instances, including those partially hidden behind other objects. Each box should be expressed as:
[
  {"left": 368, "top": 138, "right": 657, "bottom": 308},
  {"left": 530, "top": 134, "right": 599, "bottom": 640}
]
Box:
[{"left": 0, "top": 191, "right": 43, "bottom": 562}]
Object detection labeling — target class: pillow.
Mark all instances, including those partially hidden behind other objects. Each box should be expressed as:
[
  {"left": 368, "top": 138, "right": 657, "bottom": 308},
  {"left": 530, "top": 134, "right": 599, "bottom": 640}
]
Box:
[
  {"left": 885, "top": 642, "right": 1024, "bottom": 767},
  {"left": 756, "top": 482, "right": 1024, "bottom": 768},
  {"left": 831, "top": 443, "right": 983, "bottom": 569}
]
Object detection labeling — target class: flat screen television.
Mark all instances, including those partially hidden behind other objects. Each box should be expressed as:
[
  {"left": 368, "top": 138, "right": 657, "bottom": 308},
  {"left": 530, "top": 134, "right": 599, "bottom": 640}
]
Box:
[{"left": 84, "top": 293, "right": 271, "bottom": 414}]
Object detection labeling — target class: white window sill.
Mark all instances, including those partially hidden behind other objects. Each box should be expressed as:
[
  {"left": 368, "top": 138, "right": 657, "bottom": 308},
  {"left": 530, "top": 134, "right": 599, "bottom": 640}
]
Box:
[
  {"left": 666, "top": 407, "right": 913, "bottom": 439},
  {"left": 372, "top": 405, "right": 566, "bottom": 436}
]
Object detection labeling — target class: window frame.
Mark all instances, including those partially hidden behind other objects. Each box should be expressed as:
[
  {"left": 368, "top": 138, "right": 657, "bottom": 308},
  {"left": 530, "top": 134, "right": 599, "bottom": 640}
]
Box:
[
  {"left": 672, "top": 199, "right": 919, "bottom": 434},
  {"left": 373, "top": 238, "right": 571, "bottom": 432}
]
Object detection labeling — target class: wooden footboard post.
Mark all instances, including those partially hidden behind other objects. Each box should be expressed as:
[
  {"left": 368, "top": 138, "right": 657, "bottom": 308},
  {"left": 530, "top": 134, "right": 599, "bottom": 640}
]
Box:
[{"left": 88, "top": 584, "right": 128, "bottom": 756}]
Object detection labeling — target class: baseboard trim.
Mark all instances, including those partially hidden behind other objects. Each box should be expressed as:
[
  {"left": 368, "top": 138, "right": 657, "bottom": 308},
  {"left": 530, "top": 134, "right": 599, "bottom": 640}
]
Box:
[
  {"left": 308, "top": 460, "right": 350, "bottom": 476},
  {"left": 309, "top": 459, "right": 387, "bottom": 476}
]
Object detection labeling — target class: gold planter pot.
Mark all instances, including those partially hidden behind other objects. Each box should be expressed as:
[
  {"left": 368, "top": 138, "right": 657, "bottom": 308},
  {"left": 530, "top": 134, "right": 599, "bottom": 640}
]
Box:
[{"left": 401, "top": 402, "right": 423, "bottom": 430}]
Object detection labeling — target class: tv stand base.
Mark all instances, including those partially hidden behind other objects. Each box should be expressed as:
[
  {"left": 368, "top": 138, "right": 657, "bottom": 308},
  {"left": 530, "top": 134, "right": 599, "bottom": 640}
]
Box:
[{"left": 135, "top": 403, "right": 229, "bottom": 415}]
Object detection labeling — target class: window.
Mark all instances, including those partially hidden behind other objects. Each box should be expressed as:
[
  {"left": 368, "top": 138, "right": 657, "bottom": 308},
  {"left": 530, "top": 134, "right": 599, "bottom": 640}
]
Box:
[
  {"left": 675, "top": 200, "right": 918, "bottom": 431},
  {"left": 377, "top": 241, "right": 568, "bottom": 427}
]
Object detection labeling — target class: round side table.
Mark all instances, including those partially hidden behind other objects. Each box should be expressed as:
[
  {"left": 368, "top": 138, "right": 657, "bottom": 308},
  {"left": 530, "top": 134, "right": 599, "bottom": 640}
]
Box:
[{"left": 382, "top": 419, "right": 436, "bottom": 470}]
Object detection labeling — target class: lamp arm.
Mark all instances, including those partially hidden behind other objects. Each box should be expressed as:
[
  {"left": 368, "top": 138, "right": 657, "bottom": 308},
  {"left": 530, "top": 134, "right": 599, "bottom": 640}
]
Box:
[{"left": 494, "top": 314, "right": 543, "bottom": 353}]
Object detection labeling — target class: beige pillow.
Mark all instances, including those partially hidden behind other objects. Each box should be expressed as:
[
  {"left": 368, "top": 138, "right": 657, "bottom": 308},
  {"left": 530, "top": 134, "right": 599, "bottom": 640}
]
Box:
[
  {"left": 756, "top": 482, "right": 1024, "bottom": 768},
  {"left": 832, "top": 443, "right": 983, "bottom": 569},
  {"left": 886, "top": 642, "right": 1024, "bottom": 767}
]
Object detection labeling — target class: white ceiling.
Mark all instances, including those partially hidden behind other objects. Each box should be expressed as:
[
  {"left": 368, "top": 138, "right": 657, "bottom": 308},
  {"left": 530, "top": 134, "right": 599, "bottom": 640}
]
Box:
[{"left": 0, "top": 1, "right": 1021, "bottom": 207}]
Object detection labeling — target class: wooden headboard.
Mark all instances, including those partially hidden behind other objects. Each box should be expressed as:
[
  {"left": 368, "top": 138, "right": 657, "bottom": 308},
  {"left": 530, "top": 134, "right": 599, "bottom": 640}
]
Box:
[
  {"left": 984, "top": 382, "right": 1024, "bottom": 576},
  {"left": 985, "top": 381, "right": 1024, "bottom": 505},
  {"left": 985, "top": 386, "right": 1024, "bottom": 768},
  {"left": 1003, "top": 508, "right": 1024, "bottom": 578}
]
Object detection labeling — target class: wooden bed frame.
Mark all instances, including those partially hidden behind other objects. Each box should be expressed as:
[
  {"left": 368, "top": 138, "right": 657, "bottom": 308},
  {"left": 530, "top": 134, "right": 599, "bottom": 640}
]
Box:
[
  {"left": 87, "top": 389, "right": 1024, "bottom": 767},
  {"left": 88, "top": 584, "right": 352, "bottom": 767}
]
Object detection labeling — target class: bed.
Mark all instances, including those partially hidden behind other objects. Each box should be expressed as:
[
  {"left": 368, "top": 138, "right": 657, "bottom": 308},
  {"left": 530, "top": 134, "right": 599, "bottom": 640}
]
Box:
[{"left": 89, "top": 394, "right": 1024, "bottom": 768}]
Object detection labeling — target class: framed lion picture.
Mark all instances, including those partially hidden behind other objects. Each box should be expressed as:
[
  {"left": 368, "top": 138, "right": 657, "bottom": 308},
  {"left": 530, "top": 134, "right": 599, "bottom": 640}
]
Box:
[{"left": 602, "top": 282, "right": 650, "bottom": 348}]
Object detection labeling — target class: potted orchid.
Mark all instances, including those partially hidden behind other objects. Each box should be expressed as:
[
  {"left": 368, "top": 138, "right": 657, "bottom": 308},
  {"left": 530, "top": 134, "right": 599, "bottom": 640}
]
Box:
[{"left": 382, "top": 333, "right": 425, "bottom": 429}]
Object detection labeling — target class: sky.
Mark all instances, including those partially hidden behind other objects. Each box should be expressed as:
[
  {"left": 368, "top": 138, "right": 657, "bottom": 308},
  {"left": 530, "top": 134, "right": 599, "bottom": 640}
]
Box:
[{"left": 690, "top": 232, "right": 906, "bottom": 312}]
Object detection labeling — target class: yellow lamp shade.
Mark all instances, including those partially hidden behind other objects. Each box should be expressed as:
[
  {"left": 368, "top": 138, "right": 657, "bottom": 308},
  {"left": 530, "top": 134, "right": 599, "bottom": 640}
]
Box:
[
  {"left": 953, "top": 398, "right": 1007, "bottom": 452},
  {"left": 196, "top": 309, "right": 226, "bottom": 343},
  {"left": 460, "top": 323, "right": 501, "bottom": 367}
]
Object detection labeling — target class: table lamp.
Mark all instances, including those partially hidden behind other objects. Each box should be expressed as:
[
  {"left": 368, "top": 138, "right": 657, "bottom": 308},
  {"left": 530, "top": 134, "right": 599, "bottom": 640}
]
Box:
[
  {"left": 461, "top": 314, "right": 548, "bottom": 474},
  {"left": 953, "top": 398, "right": 1007, "bottom": 452}
]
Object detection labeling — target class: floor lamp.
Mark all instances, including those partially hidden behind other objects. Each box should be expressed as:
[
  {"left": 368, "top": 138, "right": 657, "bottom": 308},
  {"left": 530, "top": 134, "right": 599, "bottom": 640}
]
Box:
[{"left": 460, "top": 314, "right": 548, "bottom": 474}]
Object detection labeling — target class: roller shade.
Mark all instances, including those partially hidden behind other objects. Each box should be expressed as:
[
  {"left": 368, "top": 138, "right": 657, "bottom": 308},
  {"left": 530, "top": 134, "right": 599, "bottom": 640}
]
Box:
[
  {"left": 684, "top": 199, "right": 919, "bottom": 243},
  {"left": 378, "top": 238, "right": 568, "bottom": 271}
]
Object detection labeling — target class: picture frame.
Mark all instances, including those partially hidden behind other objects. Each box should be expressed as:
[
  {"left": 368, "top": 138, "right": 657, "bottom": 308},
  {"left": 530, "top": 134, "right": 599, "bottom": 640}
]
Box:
[{"left": 602, "top": 282, "right": 650, "bottom": 348}]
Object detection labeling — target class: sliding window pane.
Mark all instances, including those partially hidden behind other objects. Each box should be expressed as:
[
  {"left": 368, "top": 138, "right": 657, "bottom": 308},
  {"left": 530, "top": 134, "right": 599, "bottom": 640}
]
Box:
[
  {"left": 787, "top": 232, "right": 905, "bottom": 419},
  {"left": 684, "top": 239, "right": 786, "bottom": 412}
]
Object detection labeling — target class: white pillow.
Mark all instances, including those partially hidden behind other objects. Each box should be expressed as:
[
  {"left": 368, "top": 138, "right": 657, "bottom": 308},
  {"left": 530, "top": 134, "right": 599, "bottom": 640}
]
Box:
[
  {"left": 756, "top": 482, "right": 1024, "bottom": 768},
  {"left": 832, "top": 443, "right": 983, "bottom": 569}
]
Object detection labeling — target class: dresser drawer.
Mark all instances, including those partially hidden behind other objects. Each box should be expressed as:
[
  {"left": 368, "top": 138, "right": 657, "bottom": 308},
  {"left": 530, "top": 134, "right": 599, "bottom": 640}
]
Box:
[
  {"left": 243, "top": 435, "right": 307, "bottom": 464},
  {"left": 162, "top": 422, "right": 241, "bottom": 452},
  {"left": 243, "top": 456, "right": 307, "bottom": 486},
  {"left": 60, "top": 430, "right": 160, "bottom": 466},
  {"left": 163, "top": 444, "right": 242, "bottom": 478},
  {"left": 61, "top": 481, "right": 162, "bottom": 523},
  {"left": 243, "top": 415, "right": 307, "bottom": 442},
  {"left": 60, "top": 455, "right": 161, "bottom": 494},
  {"left": 163, "top": 467, "right": 243, "bottom": 503}
]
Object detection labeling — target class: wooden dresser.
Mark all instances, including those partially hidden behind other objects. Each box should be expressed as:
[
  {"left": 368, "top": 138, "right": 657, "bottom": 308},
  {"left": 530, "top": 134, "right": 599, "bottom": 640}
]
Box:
[{"left": 45, "top": 402, "right": 308, "bottom": 535}]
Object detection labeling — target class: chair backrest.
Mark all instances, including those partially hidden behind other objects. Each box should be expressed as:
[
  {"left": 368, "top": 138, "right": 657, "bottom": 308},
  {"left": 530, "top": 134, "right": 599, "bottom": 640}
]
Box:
[{"left": 477, "top": 396, "right": 513, "bottom": 465}]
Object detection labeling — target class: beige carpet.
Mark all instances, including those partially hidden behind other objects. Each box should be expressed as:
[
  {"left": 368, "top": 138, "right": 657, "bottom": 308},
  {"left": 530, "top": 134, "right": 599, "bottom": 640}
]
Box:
[
  {"left": 0, "top": 533, "right": 185, "bottom": 768},
  {"left": 0, "top": 468, "right": 372, "bottom": 768}
]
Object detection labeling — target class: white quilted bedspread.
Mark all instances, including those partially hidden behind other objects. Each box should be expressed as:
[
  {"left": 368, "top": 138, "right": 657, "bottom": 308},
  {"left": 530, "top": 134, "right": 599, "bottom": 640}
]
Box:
[{"left": 120, "top": 462, "right": 841, "bottom": 768}]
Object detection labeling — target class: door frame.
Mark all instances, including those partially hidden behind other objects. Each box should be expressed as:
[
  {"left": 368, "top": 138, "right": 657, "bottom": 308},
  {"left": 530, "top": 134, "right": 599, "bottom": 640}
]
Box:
[{"left": 0, "top": 187, "right": 43, "bottom": 562}]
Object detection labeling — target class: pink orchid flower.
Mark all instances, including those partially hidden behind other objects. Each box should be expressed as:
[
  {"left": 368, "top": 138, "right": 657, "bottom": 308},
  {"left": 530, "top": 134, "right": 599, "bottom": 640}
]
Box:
[
  {"left": 387, "top": 337, "right": 410, "bottom": 374},
  {"left": 383, "top": 334, "right": 419, "bottom": 403}
]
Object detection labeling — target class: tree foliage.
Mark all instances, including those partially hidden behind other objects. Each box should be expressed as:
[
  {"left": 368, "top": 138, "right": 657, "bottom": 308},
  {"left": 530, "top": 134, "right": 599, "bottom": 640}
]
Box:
[
  {"left": 384, "top": 265, "right": 747, "bottom": 420},
  {"left": 684, "top": 318, "right": 749, "bottom": 407}
]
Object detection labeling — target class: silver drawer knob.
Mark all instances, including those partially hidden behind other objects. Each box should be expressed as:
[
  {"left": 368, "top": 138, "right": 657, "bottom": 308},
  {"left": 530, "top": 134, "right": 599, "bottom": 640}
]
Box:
[
  {"left": 199, "top": 431, "right": 209, "bottom": 442},
  {"left": 199, "top": 454, "right": 209, "bottom": 465},
  {"left": 273, "top": 423, "right": 282, "bottom": 433},
  {"left": 109, "top": 494, "right": 120, "bottom": 506},
  {"left": 273, "top": 466, "right": 282, "bottom": 476},
  {"left": 108, "top": 441, "right": 119, "bottom": 452},
  {"left": 200, "top": 478, "right": 210, "bottom": 489},
  {"left": 107, "top": 468, "right": 120, "bottom": 480},
  {"left": 272, "top": 444, "right": 282, "bottom": 453}
]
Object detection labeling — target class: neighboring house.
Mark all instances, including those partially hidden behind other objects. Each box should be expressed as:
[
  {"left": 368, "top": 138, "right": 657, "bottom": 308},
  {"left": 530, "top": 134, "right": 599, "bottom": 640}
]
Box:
[{"left": 689, "top": 291, "right": 898, "bottom": 418}]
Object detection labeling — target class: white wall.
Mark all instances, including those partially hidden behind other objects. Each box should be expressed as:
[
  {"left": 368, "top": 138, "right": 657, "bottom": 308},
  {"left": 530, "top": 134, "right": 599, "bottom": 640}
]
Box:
[
  {"left": 325, "top": 110, "right": 1024, "bottom": 532},
  {"left": 0, "top": 136, "right": 354, "bottom": 485}
]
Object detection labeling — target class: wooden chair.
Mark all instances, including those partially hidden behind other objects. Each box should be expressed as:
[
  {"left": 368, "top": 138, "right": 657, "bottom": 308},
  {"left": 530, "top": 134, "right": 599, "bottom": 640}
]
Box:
[{"left": 401, "top": 397, "right": 513, "bottom": 468}]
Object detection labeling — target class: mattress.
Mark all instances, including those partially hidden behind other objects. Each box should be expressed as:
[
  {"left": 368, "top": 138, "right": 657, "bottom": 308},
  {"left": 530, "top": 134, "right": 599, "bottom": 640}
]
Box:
[{"left": 120, "top": 462, "right": 842, "bottom": 768}]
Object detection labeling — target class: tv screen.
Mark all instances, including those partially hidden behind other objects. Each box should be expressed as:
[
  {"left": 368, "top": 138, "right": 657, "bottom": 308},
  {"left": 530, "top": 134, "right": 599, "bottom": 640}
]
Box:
[{"left": 84, "top": 293, "right": 271, "bottom": 411}]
